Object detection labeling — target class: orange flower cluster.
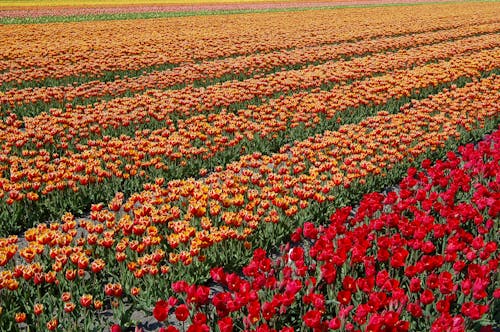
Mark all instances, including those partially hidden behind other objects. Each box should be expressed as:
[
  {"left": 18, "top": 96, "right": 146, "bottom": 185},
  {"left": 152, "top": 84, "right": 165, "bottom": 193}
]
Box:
[
  {"left": 0, "top": 235, "right": 17, "bottom": 266},
  {"left": 2, "top": 21, "right": 499, "bottom": 108},
  {"left": 0, "top": 2, "right": 498, "bottom": 86},
  {"left": 0, "top": 46, "right": 498, "bottom": 204},
  {"left": 9, "top": 33, "right": 498, "bottom": 145},
  {"left": 0, "top": 73, "right": 497, "bottom": 279}
]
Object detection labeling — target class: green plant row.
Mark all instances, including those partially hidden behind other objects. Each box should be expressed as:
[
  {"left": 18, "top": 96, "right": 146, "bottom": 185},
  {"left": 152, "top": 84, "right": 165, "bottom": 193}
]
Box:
[
  {"left": 0, "top": 62, "right": 179, "bottom": 93},
  {"left": 0, "top": 69, "right": 496, "bottom": 236}
]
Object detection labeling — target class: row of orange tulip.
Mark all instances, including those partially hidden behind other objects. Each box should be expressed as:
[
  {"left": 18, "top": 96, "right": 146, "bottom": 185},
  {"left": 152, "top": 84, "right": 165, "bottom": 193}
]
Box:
[
  {"left": 2, "top": 21, "right": 499, "bottom": 111},
  {"left": 0, "top": 2, "right": 498, "bottom": 87},
  {"left": 0, "top": 75, "right": 497, "bottom": 331},
  {"left": 2, "top": 33, "right": 497, "bottom": 160},
  {"left": 0, "top": 47, "right": 497, "bottom": 204},
  {"left": 0, "top": 49, "right": 498, "bottom": 236}
]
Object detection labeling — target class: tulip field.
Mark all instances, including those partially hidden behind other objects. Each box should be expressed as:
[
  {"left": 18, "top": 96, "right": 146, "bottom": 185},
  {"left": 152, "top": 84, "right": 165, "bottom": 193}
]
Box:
[{"left": 0, "top": 1, "right": 499, "bottom": 331}]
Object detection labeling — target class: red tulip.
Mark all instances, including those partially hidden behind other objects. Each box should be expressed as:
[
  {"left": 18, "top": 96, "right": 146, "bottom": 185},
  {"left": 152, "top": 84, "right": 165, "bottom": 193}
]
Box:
[
  {"left": 303, "top": 309, "right": 322, "bottom": 328},
  {"left": 407, "top": 278, "right": 421, "bottom": 295},
  {"left": 110, "top": 325, "right": 122, "bottom": 332},
  {"left": 407, "top": 303, "right": 423, "bottom": 318},
  {"left": 153, "top": 299, "right": 169, "bottom": 322},
  {"left": 303, "top": 222, "right": 318, "bottom": 239},
  {"left": 174, "top": 304, "right": 190, "bottom": 321},
  {"left": 337, "top": 290, "right": 352, "bottom": 305},
  {"left": 420, "top": 289, "right": 435, "bottom": 305},
  {"left": 218, "top": 316, "right": 234, "bottom": 332}
]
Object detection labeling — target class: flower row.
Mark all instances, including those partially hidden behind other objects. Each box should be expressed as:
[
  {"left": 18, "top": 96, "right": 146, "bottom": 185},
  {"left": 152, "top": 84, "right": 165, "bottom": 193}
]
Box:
[
  {"left": 151, "top": 126, "right": 499, "bottom": 331},
  {"left": 2, "top": 21, "right": 499, "bottom": 112},
  {"left": 0, "top": 47, "right": 498, "bottom": 234},
  {"left": 0, "top": 74, "right": 497, "bottom": 331},
  {"left": 7, "top": 33, "right": 498, "bottom": 154},
  {"left": 1, "top": 3, "right": 498, "bottom": 87}
]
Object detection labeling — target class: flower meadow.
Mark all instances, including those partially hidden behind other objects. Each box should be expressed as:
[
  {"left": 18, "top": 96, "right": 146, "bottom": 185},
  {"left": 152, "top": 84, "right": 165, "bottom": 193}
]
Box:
[{"left": 0, "top": 2, "right": 499, "bottom": 331}]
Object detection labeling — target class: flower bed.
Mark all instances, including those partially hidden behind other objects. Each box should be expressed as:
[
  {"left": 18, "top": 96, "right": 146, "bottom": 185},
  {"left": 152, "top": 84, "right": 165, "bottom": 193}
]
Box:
[
  {"left": 0, "top": 3, "right": 499, "bottom": 331},
  {"left": 3, "top": 22, "right": 498, "bottom": 113},
  {"left": 152, "top": 126, "right": 500, "bottom": 331},
  {"left": 1, "top": 46, "right": 498, "bottom": 233},
  {"left": 0, "top": 72, "right": 498, "bottom": 330},
  {"left": 4, "top": 4, "right": 495, "bottom": 88}
]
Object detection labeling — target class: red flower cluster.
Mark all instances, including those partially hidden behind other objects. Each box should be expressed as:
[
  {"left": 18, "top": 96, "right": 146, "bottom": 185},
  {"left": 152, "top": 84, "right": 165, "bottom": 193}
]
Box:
[{"left": 156, "top": 127, "right": 499, "bottom": 330}]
